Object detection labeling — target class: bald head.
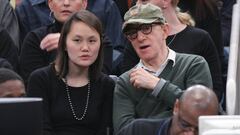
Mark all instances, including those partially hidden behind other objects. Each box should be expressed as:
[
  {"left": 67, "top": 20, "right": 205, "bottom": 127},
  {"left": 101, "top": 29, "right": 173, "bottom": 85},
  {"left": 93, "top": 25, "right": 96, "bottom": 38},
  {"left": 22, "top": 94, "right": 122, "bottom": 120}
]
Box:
[
  {"left": 171, "top": 85, "right": 219, "bottom": 135},
  {"left": 180, "top": 85, "right": 219, "bottom": 114}
]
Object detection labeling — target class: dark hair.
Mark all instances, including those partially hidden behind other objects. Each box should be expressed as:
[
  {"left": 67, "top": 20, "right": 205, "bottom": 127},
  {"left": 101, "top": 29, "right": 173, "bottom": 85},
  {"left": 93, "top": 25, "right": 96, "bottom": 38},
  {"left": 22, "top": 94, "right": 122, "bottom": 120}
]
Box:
[
  {"left": 0, "top": 68, "right": 23, "bottom": 84},
  {"left": 55, "top": 10, "right": 103, "bottom": 80},
  {"left": 180, "top": 0, "right": 218, "bottom": 21}
]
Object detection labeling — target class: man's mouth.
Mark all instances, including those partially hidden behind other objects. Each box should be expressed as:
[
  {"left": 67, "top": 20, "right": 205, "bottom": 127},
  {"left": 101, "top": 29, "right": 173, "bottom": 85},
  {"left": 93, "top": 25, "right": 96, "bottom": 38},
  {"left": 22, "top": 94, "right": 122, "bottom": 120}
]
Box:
[{"left": 139, "top": 45, "right": 150, "bottom": 50}]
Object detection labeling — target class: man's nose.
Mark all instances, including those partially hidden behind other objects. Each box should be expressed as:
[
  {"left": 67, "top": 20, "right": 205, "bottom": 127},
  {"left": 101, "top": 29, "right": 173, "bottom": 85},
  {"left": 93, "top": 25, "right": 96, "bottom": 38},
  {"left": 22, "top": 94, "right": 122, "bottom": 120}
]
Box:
[{"left": 136, "top": 31, "right": 146, "bottom": 41}]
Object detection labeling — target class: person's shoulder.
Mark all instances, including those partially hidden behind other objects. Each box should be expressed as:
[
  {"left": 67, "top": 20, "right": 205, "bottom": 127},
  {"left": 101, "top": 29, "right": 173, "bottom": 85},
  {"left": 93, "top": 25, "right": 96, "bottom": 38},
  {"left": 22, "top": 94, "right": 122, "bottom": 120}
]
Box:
[
  {"left": 118, "top": 118, "right": 165, "bottom": 135},
  {"left": 176, "top": 52, "right": 206, "bottom": 63},
  {"left": 24, "top": 25, "right": 50, "bottom": 42},
  {"left": 184, "top": 25, "right": 209, "bottom": 36},
  {"left": 30, "top": 65, "right": 53, "bottom": 78},
  {"left": 97, "top": 73, "right": 115, "bottom": 85}
]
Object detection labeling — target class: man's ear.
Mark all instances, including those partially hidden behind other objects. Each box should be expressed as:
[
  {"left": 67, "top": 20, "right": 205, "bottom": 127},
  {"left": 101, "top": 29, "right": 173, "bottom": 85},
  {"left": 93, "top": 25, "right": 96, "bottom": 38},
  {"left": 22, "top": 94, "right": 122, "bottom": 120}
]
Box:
[
  {"left": 173, "top": 99, "right": 180, "bottom": 115},
  {"left": 162, "top": 23, "right": 169, "bottom": 40}
]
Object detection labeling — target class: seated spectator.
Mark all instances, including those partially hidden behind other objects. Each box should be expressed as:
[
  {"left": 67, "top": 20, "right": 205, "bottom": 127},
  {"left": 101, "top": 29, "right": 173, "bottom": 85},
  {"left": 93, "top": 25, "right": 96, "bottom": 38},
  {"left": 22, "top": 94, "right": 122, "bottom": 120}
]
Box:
[
  {"left": 0, "top": 26, "right": 19, "bottom": 72},
  {"left": 117, "top": 85, "right": 219, "bottom": 135},
  {"left": 178, "top": 0, "right": 224, "bottom": 63},
  {"left": 122, "top": 0, "right": 223, "bottom": 101},
  {"left": 113, "top": 4, "right": 212, "bottom": 132},
  {"left": 0, "top": 0, "right": 20, "bottom": 48},
  {"left": 0, "top": 68, "right": 25, "bottom": 97},
  {"left": 27, "top": 10, "right": 115, "bottom": 135},
  {"left": 19, "top": 0, "right": 113, "bottom": 84},
  {"left": 16, "top": 0, "right": 125, "bottom": 67}
]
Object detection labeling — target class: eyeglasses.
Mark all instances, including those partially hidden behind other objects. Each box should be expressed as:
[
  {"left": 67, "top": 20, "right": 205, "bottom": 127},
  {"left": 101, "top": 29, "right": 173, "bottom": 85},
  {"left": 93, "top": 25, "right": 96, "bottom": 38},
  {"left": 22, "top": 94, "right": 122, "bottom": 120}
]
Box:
[
  {"left": 178, "top": 114, "right": 198, "bottom": 133},
  {"left": 124, "top": 23, "right": 162, "bottom": 41}
]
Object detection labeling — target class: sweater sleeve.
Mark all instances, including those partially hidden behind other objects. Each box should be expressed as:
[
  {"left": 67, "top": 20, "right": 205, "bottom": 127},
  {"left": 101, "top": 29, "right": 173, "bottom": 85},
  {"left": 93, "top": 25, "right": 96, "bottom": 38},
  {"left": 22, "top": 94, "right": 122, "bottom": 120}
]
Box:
[
  {"left": 113, "top": 73, "right": 136, "bottom": 133},
  {"left": 157, "top": 55, "right": 212, "bottom": 103},
  {"left": 27, "top": 68, "right": 55, "bottom": 135}
]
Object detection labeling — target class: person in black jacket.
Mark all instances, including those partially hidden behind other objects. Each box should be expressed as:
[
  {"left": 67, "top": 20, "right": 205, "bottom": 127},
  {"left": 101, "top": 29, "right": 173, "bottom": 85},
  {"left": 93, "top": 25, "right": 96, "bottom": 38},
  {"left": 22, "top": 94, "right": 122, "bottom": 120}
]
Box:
[
  {"left": 19, "top": 0, "right": 113, "bottom": 84},
  {"left": 0, "top": 26, "right": 19, "bottom": 72},
  {"left": 117, "top": 85, "right": 219, "bottom": 135},
  {"left": 27, "top": 10, "right": 115, "bottom": 135}
]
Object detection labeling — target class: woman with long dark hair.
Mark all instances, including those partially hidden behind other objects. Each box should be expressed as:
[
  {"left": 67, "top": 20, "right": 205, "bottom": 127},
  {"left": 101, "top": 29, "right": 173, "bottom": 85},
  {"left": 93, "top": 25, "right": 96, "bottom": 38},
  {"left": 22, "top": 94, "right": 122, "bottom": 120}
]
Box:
[
  {"left": 19, "top": 0, "right": 113, "bottom": 85},
  {"left": 27, "top": 10, "right": 115, "bottom": 135}
]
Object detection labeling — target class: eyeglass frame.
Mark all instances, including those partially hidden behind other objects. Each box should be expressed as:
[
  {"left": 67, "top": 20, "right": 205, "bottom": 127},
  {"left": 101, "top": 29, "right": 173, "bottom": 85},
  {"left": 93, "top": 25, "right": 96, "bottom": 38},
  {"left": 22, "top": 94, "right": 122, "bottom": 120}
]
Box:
[{"left": 124, "top": 22, "right": 163, "bottom": 41}]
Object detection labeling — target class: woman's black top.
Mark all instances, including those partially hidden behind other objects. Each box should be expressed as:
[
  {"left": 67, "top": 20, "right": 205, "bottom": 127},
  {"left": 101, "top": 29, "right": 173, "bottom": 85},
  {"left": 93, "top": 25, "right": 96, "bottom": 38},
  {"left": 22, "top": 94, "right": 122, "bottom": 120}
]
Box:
[{"left": 27, "top": 64, "right": 115, "bottom": 135}]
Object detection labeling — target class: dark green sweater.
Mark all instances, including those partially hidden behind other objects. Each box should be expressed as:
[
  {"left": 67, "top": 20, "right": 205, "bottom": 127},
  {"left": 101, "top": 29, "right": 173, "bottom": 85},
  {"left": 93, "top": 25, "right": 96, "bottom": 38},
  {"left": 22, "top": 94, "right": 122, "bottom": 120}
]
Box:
[{"left": 113, "top": 53, "right": 212, "bottom": 132}]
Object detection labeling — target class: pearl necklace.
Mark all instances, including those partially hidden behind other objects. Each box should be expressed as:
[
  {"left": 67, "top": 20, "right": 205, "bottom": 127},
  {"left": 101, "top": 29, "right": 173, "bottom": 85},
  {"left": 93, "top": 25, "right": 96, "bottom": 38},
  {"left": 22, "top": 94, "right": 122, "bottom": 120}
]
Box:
[{"left": 62, "top": 78, "right": 90, "bottom": 121}]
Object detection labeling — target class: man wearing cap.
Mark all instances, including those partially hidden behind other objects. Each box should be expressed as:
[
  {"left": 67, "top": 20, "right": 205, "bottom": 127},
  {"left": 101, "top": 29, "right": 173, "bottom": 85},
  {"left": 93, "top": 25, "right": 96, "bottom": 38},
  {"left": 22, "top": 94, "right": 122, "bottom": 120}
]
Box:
[{"left": 113, "top": 3, "right": 213, "bottom": 133}]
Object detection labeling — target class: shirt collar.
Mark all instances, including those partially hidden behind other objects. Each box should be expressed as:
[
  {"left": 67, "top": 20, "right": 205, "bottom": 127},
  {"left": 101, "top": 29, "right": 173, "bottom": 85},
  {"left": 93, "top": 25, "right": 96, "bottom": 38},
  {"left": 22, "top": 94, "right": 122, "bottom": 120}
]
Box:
[
  {"left": 136, "top": 48, "right": 176, "bottom": 73},
  {"left": 30, "top": 0, "right": 47, "bottom": 6},
  {"left": 168, "top": 48, "right": 176, "bottom": 66}
]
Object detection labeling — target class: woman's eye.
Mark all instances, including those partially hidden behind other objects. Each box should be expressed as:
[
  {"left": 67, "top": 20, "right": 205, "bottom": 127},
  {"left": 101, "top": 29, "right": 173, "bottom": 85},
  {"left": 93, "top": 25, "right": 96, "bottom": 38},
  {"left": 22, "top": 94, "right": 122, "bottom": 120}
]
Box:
[
  {"left": 89, "top": 39, "right": 97, "bottom": 43},
  {"left": 73, "top": 39, "right": 81, "bottom": 42}
]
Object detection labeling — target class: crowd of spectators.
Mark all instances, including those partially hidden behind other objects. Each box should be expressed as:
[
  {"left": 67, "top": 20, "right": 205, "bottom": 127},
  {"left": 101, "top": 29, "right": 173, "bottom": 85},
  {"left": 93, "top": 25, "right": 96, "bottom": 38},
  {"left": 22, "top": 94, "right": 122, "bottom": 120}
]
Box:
[{"left": 0, "top": 0, "right": 236, "bottom": 134}]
